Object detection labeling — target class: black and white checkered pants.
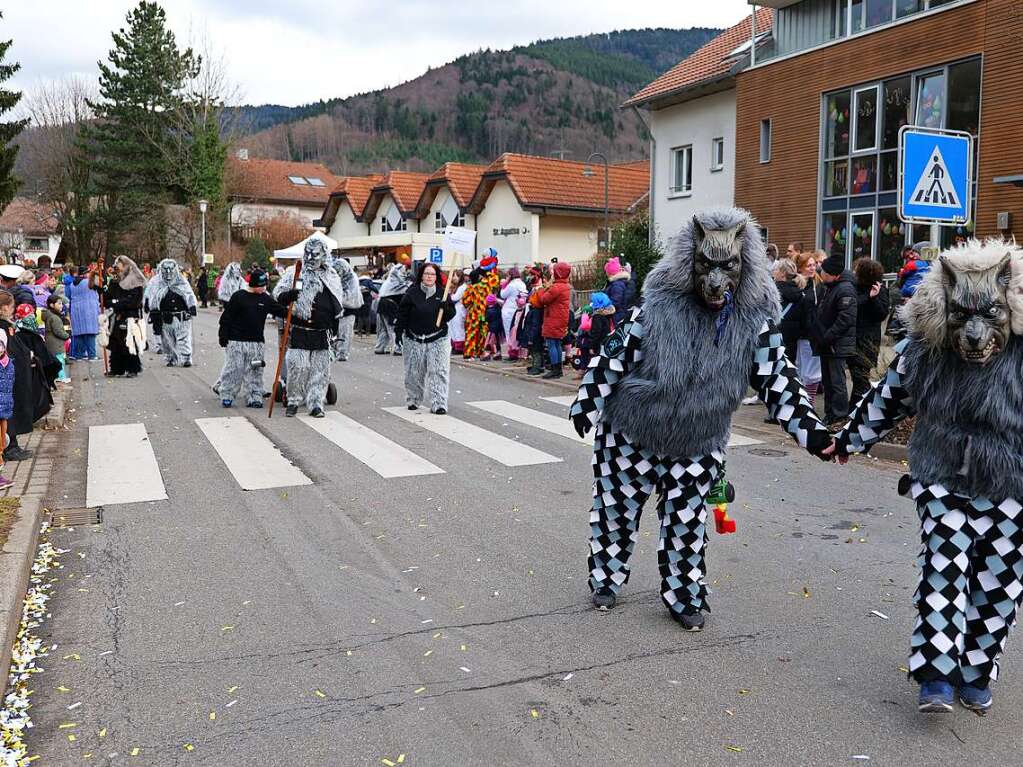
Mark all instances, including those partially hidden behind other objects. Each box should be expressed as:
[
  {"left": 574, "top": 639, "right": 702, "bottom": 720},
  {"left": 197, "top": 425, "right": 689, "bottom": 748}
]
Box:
[
  {"left": 909, "top": 481, "right": 1023, "bottom": 687},
  {"left": 588, "top": 423, "right": 723, "bottom": 617}
]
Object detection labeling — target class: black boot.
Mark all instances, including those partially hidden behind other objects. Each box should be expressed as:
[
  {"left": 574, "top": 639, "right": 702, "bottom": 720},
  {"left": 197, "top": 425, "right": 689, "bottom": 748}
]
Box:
[
  {"left": 526, "top": 351, "right": 542, "bottom": 375},
  {"left": 542, "top": 362, "right": 563, "bottom": 380}
]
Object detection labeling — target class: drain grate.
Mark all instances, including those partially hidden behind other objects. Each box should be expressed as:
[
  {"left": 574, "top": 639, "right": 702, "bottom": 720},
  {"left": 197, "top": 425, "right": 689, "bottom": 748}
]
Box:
[
  {"left": 748, "top": 448, "right": 788, "bottom": 457},
  {"left": 48, "top": 507, "right": 102, "bottom": 527}
]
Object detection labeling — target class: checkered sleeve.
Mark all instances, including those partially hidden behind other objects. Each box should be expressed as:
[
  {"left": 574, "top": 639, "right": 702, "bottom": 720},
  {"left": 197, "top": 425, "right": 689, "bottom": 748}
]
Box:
[
  {"left": 749, "top": 319, "right": 832, "bottom": 455},
  {"left": 834, "top": 339, "right": 916, "bottom": 455},
  {"left": 569, "top": 306, "right": 645, "bottom": 438}
]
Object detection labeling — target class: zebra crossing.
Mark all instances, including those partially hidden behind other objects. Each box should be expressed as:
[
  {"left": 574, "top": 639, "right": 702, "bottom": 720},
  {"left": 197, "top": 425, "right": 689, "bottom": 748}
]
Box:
[{"left": 85, "top": 398, "right": 764, "bottom": 506}]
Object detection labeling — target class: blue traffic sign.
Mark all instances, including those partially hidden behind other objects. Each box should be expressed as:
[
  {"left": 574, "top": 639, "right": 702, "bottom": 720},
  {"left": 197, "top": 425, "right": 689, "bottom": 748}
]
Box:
[
  {"left": 898, "top": 126, "right": 972, "bottom": 226},
  {"left": 429, "top": 247, "right": 443, "bottom": 264}
]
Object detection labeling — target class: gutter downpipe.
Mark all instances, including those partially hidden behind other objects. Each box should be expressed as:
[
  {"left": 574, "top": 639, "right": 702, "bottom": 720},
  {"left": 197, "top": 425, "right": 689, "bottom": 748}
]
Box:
[
  {"left": 631, "top": 105, "right": 655, "bottom": 249},
  {"left": 751, "top": 5, "right": 757, "bottom": 67}
]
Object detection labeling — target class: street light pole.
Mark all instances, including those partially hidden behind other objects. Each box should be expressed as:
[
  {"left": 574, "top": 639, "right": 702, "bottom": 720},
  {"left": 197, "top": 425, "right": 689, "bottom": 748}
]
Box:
[
  {"left": 198, "top": 199, "right": 209, "bottom": 266},
  {"left": 583, "top": 153, "right": 610, "bottom": 254}
]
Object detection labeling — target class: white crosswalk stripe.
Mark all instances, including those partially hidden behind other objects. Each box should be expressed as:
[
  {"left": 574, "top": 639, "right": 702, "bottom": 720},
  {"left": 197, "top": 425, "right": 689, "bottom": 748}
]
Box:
[
  {"left": 87, "top": 423, "right": 167, "bottom": 508},
  {"left": 196, "top": 417, "right": 312, "bottom": 490},
  {"left": 469, "top": 400, "right": 589, "bottom": 444},
  {"left": 539, "top": 395, "right": 576, "bottom": 407},
  {"left": 299, "top": 412, "right": 445, "bottom": 478},
  {"left": 382, "top": 406, "right": 561, "bottom": 467}
]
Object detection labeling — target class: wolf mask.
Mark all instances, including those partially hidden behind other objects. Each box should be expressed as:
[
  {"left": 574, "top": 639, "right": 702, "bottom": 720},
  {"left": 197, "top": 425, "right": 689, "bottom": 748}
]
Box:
[
  {"left": 690, "top": 216, "right": 744, "bottom": 312},
  {"left": 304, "top": 239, "right": 329, "bottom": 271},
  {"left": 904, "top": 239, "right": 1023, "bottom": 365}
]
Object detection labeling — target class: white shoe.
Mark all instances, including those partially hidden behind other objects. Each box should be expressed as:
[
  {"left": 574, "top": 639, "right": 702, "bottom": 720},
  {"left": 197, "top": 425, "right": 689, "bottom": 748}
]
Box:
[{"left": 741, "top": 396, "right": 759, "bottom": 406}]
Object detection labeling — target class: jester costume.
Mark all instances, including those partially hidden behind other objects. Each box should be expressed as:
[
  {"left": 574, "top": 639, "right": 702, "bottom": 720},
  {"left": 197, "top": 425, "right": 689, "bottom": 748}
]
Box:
[
  {"left": 570, "top": 208, "right": 830, "bottom": 629},
  {"left": 462, "top": 255, "right": 499, "bottom": 359},
  {"left": 835, "top": 240, "right": 1023, "bottom": 714}
]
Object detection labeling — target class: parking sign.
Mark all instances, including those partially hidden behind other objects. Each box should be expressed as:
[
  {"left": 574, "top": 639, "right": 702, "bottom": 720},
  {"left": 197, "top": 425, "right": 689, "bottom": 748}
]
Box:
[
  {"left": 429, "top": 247, "right": 443, "bottom": 264},
  {"left": 898, "top": 125, "right": 972, "bottom": 226}
]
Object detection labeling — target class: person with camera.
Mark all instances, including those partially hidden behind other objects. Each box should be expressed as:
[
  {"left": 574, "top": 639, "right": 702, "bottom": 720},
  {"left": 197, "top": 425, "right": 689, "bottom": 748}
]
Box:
[{"left": 217, "top": 268, "right": 287, "bottom": 409}]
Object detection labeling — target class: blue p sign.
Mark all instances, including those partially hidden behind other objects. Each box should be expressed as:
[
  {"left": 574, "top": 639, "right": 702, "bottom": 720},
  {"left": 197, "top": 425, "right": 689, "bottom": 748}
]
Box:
[{"left": 429, "top": 247, "right": 443, "bottom": 264}]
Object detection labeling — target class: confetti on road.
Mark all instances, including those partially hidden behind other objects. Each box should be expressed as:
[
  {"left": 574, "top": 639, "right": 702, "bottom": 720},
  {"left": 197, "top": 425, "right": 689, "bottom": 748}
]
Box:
[
  {"left": 184, "top": 743, "right": 195, "bottom": 752},
  {"left": 98, "top": 728, "right": 107, "bottom": 738},
  {"left": 870, "top": 610, "right": 890, "bottom": 620},
  {"left": 725, "top": 745, "right": 745, "bottom": 753},
  {"left": 227, "top": 686, "right": 239, "bottom": 693},
  {"left": 562, "top": 674, "right": 573, "bottom": 681},
  {"left": 459, "top": 667, "right": 471, "bottom": 673},
  {"left": 414, "top": 687, "right": 426, "bottom": 694},
  {"left": 209, "top": 711, "right": 216, "bottom": 721},
  {"left": 226, "top": 700, "right": 238, "bottom": 708},
  {"left": 423, "top": 650, "right": 433, "bottom": 657},
  {"left": 130, "top": 747, "right": 140, "bottom": 756},
  {"left": 58, "top": 723, "right": 77, "bottom": 729},
  {"left": 314, "top": 690, "right": 327, "bottom": 698},
  {"left": 67, "top": 702, "right": 82, "bottom": 711},
  {"left": 530, "top": 709, "right": 540, "bottom": 719},
  {"left": 852, "top": 757, "right": 871, "bottom": 761}
]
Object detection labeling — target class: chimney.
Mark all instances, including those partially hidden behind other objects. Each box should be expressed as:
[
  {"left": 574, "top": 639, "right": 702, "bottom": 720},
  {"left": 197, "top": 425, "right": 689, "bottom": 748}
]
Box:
[{"left": 236, "top": 148, "right": 249, "bottom": 161}]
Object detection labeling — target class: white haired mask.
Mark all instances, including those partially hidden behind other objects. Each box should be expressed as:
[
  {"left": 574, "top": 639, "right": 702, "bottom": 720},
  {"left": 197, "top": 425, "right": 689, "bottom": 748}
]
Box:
[{"left": 304, "top": 239, "right": 329, "bottom": 270}]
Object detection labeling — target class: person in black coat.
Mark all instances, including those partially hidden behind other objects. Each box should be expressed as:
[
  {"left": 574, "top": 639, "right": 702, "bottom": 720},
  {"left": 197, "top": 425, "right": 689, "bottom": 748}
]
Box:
[
  {"left": 772, "top": 258, "right": 806, "bottom": 367},
  {"left": 396, "top": 263, "right": 456, "bottom": 414},
  {"left": 197, "top": 266, "right": 210, "bottom": 309},
  {"left": 849, "top": 257, "right": 891, "bottom": 406},
  {"left": 813, "top": 252, "right": 858, "bottom": 424},
  {"left": 105, "top": 256, "right": 146, "bottom": 377}
]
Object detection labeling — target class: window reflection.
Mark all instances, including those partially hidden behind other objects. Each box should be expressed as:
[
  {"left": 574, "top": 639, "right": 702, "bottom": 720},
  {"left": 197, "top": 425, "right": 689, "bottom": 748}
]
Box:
[{"left": 915, "top": 72, "right": 945, "bottom": 129}]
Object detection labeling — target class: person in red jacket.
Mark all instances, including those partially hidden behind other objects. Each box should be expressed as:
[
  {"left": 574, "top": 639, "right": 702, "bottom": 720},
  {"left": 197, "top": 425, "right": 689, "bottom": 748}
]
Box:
[{"left": 535, "top": 261, "right": 572, "bottom": 379}]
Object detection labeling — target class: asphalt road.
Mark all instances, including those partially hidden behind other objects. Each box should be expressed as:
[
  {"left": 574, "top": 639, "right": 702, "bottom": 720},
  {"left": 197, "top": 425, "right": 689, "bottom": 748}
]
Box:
[{"left": 23, "top": 308, "right": 1023, "bottom": 766}]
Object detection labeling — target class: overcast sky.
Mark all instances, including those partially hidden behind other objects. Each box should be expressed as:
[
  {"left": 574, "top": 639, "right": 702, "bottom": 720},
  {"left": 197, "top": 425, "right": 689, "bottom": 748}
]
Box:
[{"left": 8, "top": 1, "right": 752, "bottom": 108}]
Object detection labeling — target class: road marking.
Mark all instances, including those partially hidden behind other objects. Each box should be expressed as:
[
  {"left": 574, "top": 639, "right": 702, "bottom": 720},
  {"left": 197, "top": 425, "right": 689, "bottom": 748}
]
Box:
[
  {"left": 86, "top": 423, "right": 167, "bottom": 507},
  {"left": 728, "top": 432, "right": 763, "bottom": 447},
  {"left": 196, "top": 417, "right": 311, "bottom": 491},
  {"left": 469, "top": 400, "right": 588, "bottom": 444},
  {"left": 299, "top": 412, "right": 444, "bottom": 478},
  {"left": 382, "top": 407, "right": 561, "bottom": 467},
  {"left": 539, "top": 395, "right": 575, "bottom": 407}
]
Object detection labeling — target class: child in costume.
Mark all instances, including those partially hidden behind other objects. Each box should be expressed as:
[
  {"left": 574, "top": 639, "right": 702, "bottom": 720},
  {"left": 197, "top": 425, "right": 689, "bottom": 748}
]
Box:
[
  {"left": 833, "top": 240, "right": 1023, "bottom": 714},
  {"left": 483, "top": 293, "right": 504, "bottom": 360},
  {"left": 570, "top": 208, "right": 831, "bottom": 630}
]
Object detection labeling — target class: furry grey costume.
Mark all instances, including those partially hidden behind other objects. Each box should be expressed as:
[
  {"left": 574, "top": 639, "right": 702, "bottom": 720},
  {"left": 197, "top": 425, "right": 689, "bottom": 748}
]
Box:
[
  {"left": 374, "top": 263, "right": 411, "bottom": 354},
  {"left": 570, "top": 208, "right": 830, "bottom": 621},
  {"left": 147, "top": 259, "right": 197, "bottom": 366},
  {"left": 836, "top": 240, "right": 1023, "bottom": 693},
  {"left": 219, "top": 340, "right": 265, "bottom": 406},
  {"left": 217, "top": 262, "right": 245, "bottom": 303},
  {"left": 331, "top": 256, "right": 363, "bottom": 362},
  {"left": 273, "top": 241, "right": 344, "bottom": 415}
]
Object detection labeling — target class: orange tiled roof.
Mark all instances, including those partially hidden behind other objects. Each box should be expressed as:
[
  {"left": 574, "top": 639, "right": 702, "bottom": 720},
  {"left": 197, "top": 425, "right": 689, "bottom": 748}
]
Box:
[
  {"left": 414, "top": 162, "right": 488, "bottom": 218},
  {"left": 317, "top": 174, "right": 383, "bottom": 229},
  {"left": 0, "top": 198, "right": 59, "bottom": 235},
  {"left": 623, "top": 8, "right": 773, "bottom": 108},
  {"left": 227, "top": 156, "right": 341, "bottom": 206},
  {"left": 467, "top": 154, "right": 650, "bottom": 216},
  {"left": 363, "top": 171, "right": 432, "bottom": 222}
]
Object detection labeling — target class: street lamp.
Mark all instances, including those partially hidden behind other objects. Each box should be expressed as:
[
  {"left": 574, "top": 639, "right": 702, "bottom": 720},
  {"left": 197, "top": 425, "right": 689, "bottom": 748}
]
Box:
[
  {"left": 198, "top": 199, "right": 209, "bottom": 265},
  {"left": 583, "top": 153, "right": 610, "bottom": 253}
]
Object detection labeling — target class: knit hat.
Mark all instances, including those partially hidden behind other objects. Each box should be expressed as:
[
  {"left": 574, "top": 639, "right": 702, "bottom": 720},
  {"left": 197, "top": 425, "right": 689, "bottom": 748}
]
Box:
[
  {"left": 485, "top": 293, "right": 498, "bottom": 306},
  {"left": 589, "top": 291, "right": 612, "bottom": 311},
  {"left": 480, "top": 256, "right": 498, "bottom": 271},
  {"left": 604, "top": 257, "right": 622, "bottom": 277},
  {"left": 821, "top": 253, "right": 846, "bottom": 276},
  {"left": 249, "top": 268, "right": 268, "bottom": 288}
]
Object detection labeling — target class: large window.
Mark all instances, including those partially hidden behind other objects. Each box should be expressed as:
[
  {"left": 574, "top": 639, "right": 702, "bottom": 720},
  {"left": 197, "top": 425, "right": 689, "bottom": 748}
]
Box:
[
  {"left": 818, "top": 56, "right": 980, "bottom": 272},
  {"left": 670, "top": 145, "right": 692, "bottom": 195}
]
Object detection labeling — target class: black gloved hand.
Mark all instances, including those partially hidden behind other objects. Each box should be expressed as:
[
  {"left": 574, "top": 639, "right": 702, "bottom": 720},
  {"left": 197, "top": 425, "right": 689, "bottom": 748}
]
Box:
[
  {"left": 189, "top": 305, "right": 197, "bottom": 317},
  {"left": 571, "top": 410, "right": 591, "bottom": 440},
  {"left": 277, "top": 289, "right": 299, "bottom": 305}
]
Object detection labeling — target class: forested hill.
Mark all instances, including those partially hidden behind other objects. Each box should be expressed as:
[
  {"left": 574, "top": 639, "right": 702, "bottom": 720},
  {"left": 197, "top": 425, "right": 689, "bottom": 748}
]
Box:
[{"left": 231, "top": 27, "right": 718, "bottom": 175}]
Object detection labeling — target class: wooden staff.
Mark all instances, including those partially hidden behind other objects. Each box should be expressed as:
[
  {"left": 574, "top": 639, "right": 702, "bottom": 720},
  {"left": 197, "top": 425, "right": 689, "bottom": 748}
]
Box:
[
  {"left": 435, "top": 265, "right": 455, "bottom": 328},
  {"left": 268, "top": 259, "right": 302, "bottom": 418},
  {"left": 98, "top": 258, "right": 109, "bottom": 374}
]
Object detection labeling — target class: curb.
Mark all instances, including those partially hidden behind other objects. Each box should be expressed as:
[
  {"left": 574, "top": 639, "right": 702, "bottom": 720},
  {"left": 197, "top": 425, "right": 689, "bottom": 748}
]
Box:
[
  {"left": 0, "top": 497, "right": 44, "bottom": 681},
  {"left": 867, "top": 441, "right": 909, "bottom": 463},
  {"left": 448, "top": 357, "right": 579, "bottom": 392},
  {"left": 43, "top": 382, "right": 71, "bottom": 430}
]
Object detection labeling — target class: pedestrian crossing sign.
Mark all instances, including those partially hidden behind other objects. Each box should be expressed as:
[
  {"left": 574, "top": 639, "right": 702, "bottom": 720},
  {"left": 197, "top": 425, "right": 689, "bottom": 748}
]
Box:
[{"left": 898, "top": 126, "right": 972, "bottom": 226}]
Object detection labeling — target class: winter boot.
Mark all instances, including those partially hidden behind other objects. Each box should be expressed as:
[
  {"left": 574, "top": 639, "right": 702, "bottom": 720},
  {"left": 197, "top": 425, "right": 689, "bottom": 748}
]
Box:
[
  {"left": 673, "top": 611, "right": 705, "bottom": 632},
  {"left": 592, "top": 587, "right": 616, "bottom": 611},
  {"left": 542, "top": 362, "right": 563, "bottom": 380},
  {"left": 527, "top": 351, "right": 543, "bottom": 375}
]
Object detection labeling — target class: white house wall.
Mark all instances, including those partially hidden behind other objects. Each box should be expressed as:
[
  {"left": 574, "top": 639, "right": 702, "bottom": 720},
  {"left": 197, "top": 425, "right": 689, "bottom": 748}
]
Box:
[
  {"left": 475, "top": 181, "right": 537, "bottom": 266},
  {"left": 649, "top": 88, "right": 736, "bottom": 247},
  {"left": 538, "top": 215, "right": 599, "bottom": 265},
  {"left": 326, "top": 200, "right": 368, "bottom": 242},
  {"left": 232, "top": 202, "right": 325, "bottom": 229},
  {"left": 421, "top": 187, "right": 476, "bottom": 235}
]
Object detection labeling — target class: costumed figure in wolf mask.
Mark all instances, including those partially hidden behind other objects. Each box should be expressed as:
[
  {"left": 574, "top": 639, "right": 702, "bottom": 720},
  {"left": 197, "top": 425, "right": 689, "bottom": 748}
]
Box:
[
  {"left": 570, "top": 208, "right": 832, "bottom": 630},
  {"left": 331, "top": 255, "right": 364, "bottom": 362},
  {"left": 274, "top": 238, "right": 344, "bottom": 418},
  {"left": 147, "top": 259, "right": 197, "bottom": 366},
  {"left": 217, "top": 268, "right": 287, "bottom": 409},
  {"left": 217, "top": 262, "right": 246, "bottom": 307},
  {"left": 374, "top": 254, "right": 412, "bottom": 355},
  {"left": 832, "top": 240, "right": 1023, "bottom": 715}
]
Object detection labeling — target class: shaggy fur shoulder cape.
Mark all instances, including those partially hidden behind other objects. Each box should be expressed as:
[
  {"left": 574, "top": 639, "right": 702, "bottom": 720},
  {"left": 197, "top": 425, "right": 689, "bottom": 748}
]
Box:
[
  {"left": 601, "top": 207, "right": 780, "bottom": 458},
  {"left": 274, "top": 264, "right": 345, "bottom": 322},
  {"left": 147, "top": 259, "right": 197, "bottom": 311}
]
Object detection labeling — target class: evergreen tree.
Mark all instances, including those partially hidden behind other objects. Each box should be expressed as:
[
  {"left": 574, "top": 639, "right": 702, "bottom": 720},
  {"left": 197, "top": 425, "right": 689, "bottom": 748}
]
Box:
[
  {"left": 0, "top": 12, "right": 27, "bottom": 212},
  {"left": 242, "top": 237, "right": 270, "bottom": 271},
  {"left": 84, "top": 1, "right": 198, "bottom": 257}
]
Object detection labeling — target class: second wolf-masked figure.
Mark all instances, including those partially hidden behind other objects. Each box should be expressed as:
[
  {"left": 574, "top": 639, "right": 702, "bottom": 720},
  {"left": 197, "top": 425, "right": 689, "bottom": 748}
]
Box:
[
  {"left": 331, "top": 255, "right": 364, "bottom": 362},
  {"left": 570, "top": 208, "right": 832, "bottom": 630},
  {"left": 274, "top": 238, "right": 344, "bottom": 417},
  {"left": 147, "top": 259, "right": 197, "bottom": 366},
  {"left": 217, "top": 268, "right": 287, "bottom": 408}
]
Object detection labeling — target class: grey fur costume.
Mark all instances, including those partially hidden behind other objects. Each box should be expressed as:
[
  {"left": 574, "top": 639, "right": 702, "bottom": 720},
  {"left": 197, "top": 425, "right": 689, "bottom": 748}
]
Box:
[
  {"left": 836, "top": 241, "right": 1023, "bottom": 688},
  {"left": 148, "top": 259, "right": 196, "bottom": 365},
  {"left": 273, "top": 263, "right": 345, "bottom": 322},
  {"left": 571, "top": 208, "right": 830, "bottom": 619},
  {"left": 217, "top": 262, "right": 245, "bottom": 303},
  {"left": 332, "top": 256, "right": 363, "bottom": 362},
  {"left": 600, "top": 208, "right": 781, "bottom": 458},
  {"left": 219, "top": 340, "right": 265, "bottom": 406},
  {"left": 403, "top": 336, "right": 450, "bottom": 412}
]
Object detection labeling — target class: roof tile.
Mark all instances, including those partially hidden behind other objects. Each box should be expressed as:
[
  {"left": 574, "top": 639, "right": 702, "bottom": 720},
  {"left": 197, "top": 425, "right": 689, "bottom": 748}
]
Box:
[
  {"left": 624, "top": 8, "right": 773, "bottom": 107},
  {"left": 228, "top": 156, "right": 341, "bottom": 206}
]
